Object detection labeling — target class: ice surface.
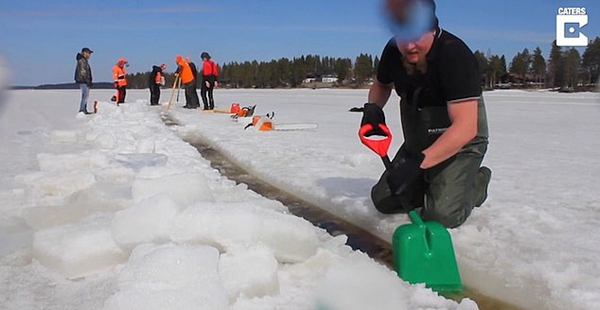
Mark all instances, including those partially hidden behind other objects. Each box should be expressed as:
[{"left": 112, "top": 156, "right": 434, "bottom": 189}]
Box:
[
  {"left": 103, "top": 243, "right": 228, "bottom": 310},
  {"left": 32, "top": 212, "right": 128, "bottom": 279},
  {"left": 3, "top": 88, "right": 600, "bottom": 310},
  {"left": 111, "top": 194, "right": 183, "bottom": 248}
]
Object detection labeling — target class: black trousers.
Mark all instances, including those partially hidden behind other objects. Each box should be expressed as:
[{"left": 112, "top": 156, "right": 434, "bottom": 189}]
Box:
[
  {"left": 149, "top": 84, "right": 160, "bottom": 105},
  {"left": 116, "top": 86, "right": 126, "bottom": 104},
  {"left": 201, "top": 80, "right": 215, "bottom": 109},
  {"left": 184, "top": 82, "right": 200, "bottom": 108}
]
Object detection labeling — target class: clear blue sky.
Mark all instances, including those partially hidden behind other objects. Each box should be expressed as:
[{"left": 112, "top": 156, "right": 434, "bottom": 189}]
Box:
[{"left": 0, "top": 0, "right": 598, "bottom": 86}]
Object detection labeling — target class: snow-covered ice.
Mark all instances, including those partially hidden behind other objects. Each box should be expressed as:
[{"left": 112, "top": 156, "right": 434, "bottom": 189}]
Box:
[{"left": 0, "top": 88, "right": 598, "bottom": 309}]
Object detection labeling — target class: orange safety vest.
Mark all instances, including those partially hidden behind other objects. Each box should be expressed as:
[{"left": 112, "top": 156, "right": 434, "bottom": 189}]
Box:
[
  {"left": 113, "top": 65, "right": 127, "bottom": 87},
  {"left": 176, "top": 56, "right": 195, "bottom": 84},
  {"left": 155, "top": 71, "right": 163, "bottom": 84}
]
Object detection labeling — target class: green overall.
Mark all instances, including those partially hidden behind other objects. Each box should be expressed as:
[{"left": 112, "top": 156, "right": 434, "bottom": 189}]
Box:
[{"left": 371, "top": 93, "right": 489, "bottom": 228}]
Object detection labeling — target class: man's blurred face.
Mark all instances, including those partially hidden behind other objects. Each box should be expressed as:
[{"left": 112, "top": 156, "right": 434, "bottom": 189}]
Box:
[{"left": 396, "top": 30, "right": 435, "bottom": 64}]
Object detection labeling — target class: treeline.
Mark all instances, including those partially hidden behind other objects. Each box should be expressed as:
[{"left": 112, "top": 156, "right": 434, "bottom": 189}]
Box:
[
  {"left": 122, "top": 37, "right": 600, "bottom": 91},
  {"left": 219, "top": 54, "right": 378, "bottom": 88},
  {"left": 474, "top": 37, "right": 600, "bottom": 90},
  {"left": 123, "top": 54, "right": 380, "bottom": 89}
]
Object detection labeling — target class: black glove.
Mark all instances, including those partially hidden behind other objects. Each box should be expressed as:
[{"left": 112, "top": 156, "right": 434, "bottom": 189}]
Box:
[
  {"left": 360, "top": 103, "right": 386, "bottom": 136},
  {"left": 386, "top": 152, "right": 425, "bottom": 196}
]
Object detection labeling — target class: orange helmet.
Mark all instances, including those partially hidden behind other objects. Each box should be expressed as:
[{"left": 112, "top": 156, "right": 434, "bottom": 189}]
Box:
[{"left": 117, "top": 58, "right": 128, "bottom": 66}]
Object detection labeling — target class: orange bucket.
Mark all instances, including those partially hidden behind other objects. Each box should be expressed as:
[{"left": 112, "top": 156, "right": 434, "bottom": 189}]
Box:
[{"left": 230, "top": 102, "right": 241, "bottom": 114}]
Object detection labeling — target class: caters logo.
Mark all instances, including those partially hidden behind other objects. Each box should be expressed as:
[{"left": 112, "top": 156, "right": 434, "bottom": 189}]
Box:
[{"left": 556, "top": 7, "right": 589, "bottom": 47}]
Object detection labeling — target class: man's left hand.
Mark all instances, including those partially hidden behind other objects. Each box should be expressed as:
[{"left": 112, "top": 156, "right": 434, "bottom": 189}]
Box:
[{"left": 386, "top": 152, "right": 425, "bottom": 196}]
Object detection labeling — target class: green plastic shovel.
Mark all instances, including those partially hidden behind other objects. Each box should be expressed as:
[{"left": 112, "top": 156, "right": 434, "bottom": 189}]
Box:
[
  {"left": 392, "top": 211, "right": 462, "bottom": 292},
  {"left": 359, "top": 123, "right": 462, "bottom": 293}
]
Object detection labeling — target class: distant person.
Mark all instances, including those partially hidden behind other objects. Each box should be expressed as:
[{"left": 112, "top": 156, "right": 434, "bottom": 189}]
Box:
[
  {"left": 361, "top": 0, "right": 491, "bottom": 228},
  {"left": 112, "top": 58, "right": 128, "bottom": 105},
  {"left": 74, "top": 47, "right": 93, "bottom": 114},
  {"left": 175, "top": 55, "right": 200, "bottom": 109},
  {"left": 149, "top": 63, "right": 167, "bottom": 106},
  {"left": 200, "top": 52, "right": 219, "bottom": 110}
]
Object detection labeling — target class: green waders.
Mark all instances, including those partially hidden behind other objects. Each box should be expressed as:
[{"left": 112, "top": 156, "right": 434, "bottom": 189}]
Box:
[
  {"left": 372, "top": 96, "right": 490, "bottom": 228},
  {"left": 371, "top": 141, "right": 488, "bottom": 228}
]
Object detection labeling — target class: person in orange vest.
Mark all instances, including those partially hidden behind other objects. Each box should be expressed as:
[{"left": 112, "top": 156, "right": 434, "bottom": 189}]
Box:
[
  {"left": 175, "top": 55, "right": 200, "bottom": 109},
  {"left": 149, "top": 63, "right": 167, "bottom": 106},
  {"left": 200, "top": 52, "right": 218, "bottom": 110},
  {"left": 112, "top": 58, "right": 128, "bottom": 104}
]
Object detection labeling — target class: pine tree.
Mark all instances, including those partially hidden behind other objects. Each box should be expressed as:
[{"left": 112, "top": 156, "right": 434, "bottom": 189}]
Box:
[
  {"left": 582, "top": 37, "right": 600, "bottom": 86},
  {"left": 531, "top": 47, "right": 546, "bottom": 88}
]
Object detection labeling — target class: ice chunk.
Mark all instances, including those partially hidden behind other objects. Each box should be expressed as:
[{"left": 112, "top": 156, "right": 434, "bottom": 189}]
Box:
[
  {"left": 314, "top": 252, "right": 410, "bottom": 310},
  {"left": 32, "top": 213, "right": 127, "bottom": 279},
  {"left": 171, "top": 202, "right": 319, "bottom": 263},
  {"left": 135, "top": 138, "right": 156, "bottom": 153},
  {"left": 219, "top": 246, "right": 280, "bottom": 301},
  {"left": 37, "top": 151, "right": 109, "bottom": 172},
  {"left": 94, "top": 132, "right": 118, "bottom": 149},
  {"left": 131, "top": 172, "right": 213, "bottom": 206},
  {"left": 16, "top": 171, "right": 96, "bottom": 205},
  {"left": 115, "top": 153, "right": 167, "bottom": 171},
  {"left": 50, "top": 130, "right": 79, "bottom": 143},
  {"left": 103, "top": 243, "right": 228, "bottom": 310},
  {"left": 23, "top": 181, "right": 129, "bottom": 230},
  {"left": 112, "top": 194, "right": 183, "bottom": 248},
  {"left": 0, "top": 219, "right": 33, "bottom": 256}
]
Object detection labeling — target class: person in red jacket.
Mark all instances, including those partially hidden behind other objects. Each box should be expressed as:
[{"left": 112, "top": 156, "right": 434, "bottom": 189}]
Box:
[
  {"left": 112, "top": 58, "right": 128, "bottom": 104},
  {"left": 200, "top": 52, "right": 218, "bottom": 110},
  {"left": 175, "top": 55, "right": 200, "bottom": 109}
]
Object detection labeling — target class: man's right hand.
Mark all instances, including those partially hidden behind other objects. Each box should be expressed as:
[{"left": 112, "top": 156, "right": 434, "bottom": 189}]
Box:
[{"left": 360, "top": 103, "right": 387, "bottom": 136}]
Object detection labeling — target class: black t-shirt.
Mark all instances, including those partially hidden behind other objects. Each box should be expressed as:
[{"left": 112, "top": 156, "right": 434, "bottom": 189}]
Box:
[
  {"left": 377, "top": 28, "right": 481, "bottom": 104},
  {"left": 376, "top": 28, "right": 486, "bottom": 154}
]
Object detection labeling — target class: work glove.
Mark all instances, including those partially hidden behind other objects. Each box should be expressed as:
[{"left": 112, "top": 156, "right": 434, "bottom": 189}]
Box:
[
  {"left": 360, "top": 103, "right": 387, "bottom": 136},
  {"left": 386, "top": 151, "right": 425, "bottom": 196}
]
